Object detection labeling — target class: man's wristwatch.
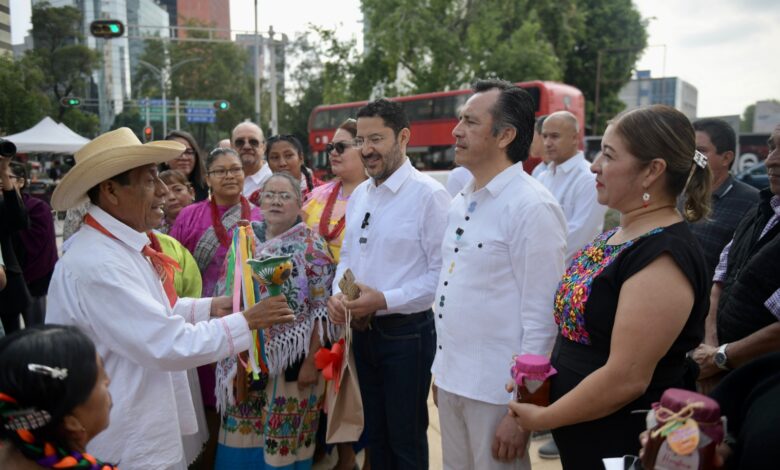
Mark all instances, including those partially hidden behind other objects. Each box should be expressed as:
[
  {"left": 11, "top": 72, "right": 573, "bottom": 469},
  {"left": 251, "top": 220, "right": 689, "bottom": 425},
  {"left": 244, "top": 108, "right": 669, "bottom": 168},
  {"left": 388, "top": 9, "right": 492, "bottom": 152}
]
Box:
[{"left": 714, "top": 343, "right": 730, "bottom": 371}]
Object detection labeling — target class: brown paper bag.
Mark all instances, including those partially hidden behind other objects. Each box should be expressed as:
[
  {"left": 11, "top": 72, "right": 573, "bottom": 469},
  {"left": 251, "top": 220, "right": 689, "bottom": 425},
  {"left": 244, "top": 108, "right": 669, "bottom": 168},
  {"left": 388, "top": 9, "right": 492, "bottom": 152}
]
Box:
[{"left": 324, "top": 309, "right": 364, "bottom": 443}]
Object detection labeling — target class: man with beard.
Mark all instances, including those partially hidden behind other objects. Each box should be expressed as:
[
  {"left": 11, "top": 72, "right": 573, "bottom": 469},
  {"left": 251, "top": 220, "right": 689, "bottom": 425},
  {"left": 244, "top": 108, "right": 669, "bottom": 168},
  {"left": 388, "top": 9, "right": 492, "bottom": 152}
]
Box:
[
  {"left": 231, "top": 121, "right": 271, "bottom": 197},
  {"left": 328, "top": 99, "right": 450, "bottom": 469}
]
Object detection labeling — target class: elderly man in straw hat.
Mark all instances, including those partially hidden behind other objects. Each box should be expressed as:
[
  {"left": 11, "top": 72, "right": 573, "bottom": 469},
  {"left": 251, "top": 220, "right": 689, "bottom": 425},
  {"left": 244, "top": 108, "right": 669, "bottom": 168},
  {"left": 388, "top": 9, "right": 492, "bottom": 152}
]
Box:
[{"left": 46, "top": 128, "right": 295, "bottom": 470}]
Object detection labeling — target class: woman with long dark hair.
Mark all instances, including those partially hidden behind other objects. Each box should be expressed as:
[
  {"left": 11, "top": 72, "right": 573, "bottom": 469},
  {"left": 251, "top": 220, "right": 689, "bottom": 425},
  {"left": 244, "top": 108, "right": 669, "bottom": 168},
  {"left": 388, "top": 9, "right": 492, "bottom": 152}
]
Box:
[
  {"left": 164, "top": 130, "right": 209, "bottom": 201},
  {"left": 0, "top": 324, "right": 116, "bottom": 469}
]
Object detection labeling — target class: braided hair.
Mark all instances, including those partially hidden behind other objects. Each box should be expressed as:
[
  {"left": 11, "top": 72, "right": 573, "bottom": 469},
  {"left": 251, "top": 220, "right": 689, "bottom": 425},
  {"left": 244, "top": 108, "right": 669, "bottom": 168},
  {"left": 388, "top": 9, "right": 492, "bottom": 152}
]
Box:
[
  {"left": 266, "top": 134, "right": 314, "bottom": 192},
  {"left": 0, "top": 325, "right": 119, "bottom": 469}
]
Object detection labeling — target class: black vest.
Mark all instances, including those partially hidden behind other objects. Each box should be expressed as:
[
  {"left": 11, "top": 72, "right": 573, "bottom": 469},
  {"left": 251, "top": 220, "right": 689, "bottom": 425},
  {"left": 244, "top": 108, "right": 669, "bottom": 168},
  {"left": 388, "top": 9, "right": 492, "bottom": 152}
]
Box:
[{"left": 717, "top": 191, "right": 780, "bottom": 345}]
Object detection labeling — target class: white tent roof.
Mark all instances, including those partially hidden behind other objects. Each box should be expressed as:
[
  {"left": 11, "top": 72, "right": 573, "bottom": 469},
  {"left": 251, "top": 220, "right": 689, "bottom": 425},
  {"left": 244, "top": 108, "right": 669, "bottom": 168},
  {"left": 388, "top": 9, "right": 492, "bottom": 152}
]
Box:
[{"left": 2, "top": 117, "right": 90, "bottom": 153}]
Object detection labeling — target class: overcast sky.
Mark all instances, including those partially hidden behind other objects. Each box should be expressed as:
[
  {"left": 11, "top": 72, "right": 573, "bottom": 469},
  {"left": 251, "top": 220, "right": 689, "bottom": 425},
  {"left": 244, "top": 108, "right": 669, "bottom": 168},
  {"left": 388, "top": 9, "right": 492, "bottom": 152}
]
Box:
[{"left": 10, "top": 0, "right": 779, "bottom": 118}]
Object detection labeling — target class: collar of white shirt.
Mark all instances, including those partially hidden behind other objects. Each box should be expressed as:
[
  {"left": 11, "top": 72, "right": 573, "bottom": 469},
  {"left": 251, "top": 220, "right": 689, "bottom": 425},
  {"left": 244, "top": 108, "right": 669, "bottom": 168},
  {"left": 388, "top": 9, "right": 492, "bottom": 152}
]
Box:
[
  {"left": 248, "top": 162, "right": 271, "bottom": 183},
  {"left": 368, "top": 157, "right": 412, "bottom": 194},
  {"left": 550, "top": 151, "right": 585, "bottom": 175},
  {"left": 88, "top": 205, "right": 149, "bottom": 252},
  {"left": 463, "top": 162, "right": 525, "bottom": 198}
]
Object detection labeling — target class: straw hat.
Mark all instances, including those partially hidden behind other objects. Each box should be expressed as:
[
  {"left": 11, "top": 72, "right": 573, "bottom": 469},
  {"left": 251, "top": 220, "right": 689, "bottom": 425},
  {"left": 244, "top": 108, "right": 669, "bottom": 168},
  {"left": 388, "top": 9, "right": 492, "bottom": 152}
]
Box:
[{"left": 51, "top": 127, "right": 185, "bottom": 210}]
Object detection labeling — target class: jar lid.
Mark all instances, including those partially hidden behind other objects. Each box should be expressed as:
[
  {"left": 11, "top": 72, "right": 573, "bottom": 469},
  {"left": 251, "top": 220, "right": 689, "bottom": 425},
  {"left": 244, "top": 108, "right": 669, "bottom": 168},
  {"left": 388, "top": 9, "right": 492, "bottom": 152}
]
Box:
[
  {"left": 654, "top": 388, "right": 721, "bottom": 424},
  {"left": 511, "top": 354, "right": 557, "bottom": 383}
]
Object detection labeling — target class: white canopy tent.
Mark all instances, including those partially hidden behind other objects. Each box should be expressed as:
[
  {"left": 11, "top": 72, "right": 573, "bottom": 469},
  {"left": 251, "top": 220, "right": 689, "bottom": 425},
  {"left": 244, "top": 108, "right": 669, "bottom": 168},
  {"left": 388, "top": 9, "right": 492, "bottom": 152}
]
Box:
[{"left": 2, "top": 117, "right": 90, "bottom": 153}]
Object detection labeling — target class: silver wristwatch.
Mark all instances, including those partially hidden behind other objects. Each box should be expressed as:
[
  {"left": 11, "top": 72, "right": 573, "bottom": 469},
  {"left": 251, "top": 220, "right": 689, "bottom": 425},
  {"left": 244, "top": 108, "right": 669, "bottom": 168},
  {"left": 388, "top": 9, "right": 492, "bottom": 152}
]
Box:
[{"left": 714, "top": 343, "right": 730, "bottom": 371}]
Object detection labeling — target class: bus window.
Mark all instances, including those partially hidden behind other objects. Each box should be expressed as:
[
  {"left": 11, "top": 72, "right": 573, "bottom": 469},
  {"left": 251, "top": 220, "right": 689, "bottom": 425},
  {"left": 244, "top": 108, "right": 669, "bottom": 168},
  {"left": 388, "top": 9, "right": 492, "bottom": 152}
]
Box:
[
  {"left": 403, "top": 99, "right": 435, "bottom": 121},
  {"left": 524, "top": 86, "right": 541, "bottom": 113}
]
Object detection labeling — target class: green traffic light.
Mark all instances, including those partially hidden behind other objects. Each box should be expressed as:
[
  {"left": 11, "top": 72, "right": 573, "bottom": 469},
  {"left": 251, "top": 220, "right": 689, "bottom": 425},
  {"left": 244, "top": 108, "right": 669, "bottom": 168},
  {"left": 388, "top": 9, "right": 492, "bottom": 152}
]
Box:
[
  {"left": 109, "top": 24, "right": 121, "bottom": 33},
  {"left": 219, "top": 102, "right": 228, "bottom": 110}
]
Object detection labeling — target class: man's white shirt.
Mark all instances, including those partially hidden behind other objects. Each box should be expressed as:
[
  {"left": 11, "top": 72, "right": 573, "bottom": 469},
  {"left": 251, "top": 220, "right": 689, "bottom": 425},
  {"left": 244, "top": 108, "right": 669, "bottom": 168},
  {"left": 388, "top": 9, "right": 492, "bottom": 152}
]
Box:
[
  {"left": 46, "top": 206, "right": 252, "bottom": 470},
  {"left": 333, "top": 158, "right": 450, "bottom": 314},
  {"left": 537, "top": 151, "right": 607, "bottom": 264},
  {"left": 242, "top": 162, "right": 273, "bottom": 197},
  {"left": 431, "top": 163, "right": 566, "bottom": 404}
]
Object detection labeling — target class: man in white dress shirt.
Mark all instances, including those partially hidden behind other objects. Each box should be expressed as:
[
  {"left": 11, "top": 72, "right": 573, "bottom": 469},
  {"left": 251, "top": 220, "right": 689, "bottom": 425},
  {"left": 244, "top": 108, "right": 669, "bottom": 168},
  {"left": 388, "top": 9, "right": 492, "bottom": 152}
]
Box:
[
  {"left": 538, "top": 111, "right": 607, "bottom": 264},
  {"left": 46, "top": 128, "right": 294, "bottom": 470},
  {"left": 431, "top": 79, "right": 567, "bottom": 470},
  {"left": 232, "top": 121, "right": 272, "bottom": 197},
  {"left": 327, "top": 99, "right": 450, "bottom": 469}
]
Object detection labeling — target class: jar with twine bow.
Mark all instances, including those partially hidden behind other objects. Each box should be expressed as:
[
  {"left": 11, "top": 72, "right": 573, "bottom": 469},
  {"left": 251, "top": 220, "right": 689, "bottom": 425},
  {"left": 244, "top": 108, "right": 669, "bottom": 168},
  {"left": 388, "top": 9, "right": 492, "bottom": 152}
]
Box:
[{"left": 640, "top": 388, "right": 724, "bottom": 470}]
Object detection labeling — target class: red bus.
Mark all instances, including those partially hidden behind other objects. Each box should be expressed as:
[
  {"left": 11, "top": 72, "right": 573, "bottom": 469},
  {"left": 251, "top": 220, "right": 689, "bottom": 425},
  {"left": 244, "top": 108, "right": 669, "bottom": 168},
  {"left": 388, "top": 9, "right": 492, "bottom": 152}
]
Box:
[{"left": 307, "top": 80, "right": 585, "bottom": 177}]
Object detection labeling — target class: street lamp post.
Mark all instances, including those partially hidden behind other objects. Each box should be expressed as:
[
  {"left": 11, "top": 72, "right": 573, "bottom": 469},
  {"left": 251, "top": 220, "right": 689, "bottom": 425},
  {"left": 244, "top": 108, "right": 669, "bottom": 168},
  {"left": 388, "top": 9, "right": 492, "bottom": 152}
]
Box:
[{"left": 138, "top": 58, "right": 200, "bottom": 136}]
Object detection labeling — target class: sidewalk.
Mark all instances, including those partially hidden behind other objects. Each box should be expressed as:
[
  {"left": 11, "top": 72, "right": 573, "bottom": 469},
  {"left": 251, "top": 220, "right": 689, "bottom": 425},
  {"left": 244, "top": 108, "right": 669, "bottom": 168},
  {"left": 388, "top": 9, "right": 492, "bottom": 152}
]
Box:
[{"left": 315, "top": 392, "right": 562, "bottom": 469}]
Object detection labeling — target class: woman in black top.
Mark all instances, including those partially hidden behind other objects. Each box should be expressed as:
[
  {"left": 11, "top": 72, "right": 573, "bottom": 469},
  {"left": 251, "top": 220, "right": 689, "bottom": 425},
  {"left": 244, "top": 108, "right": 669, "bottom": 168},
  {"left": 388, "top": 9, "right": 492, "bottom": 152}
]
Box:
[
  {"left": 510, "top": 105, "right": 713, "bottom": 469},
  {"left": 0, "top": 156, "right": 30, "bottom": 334}
]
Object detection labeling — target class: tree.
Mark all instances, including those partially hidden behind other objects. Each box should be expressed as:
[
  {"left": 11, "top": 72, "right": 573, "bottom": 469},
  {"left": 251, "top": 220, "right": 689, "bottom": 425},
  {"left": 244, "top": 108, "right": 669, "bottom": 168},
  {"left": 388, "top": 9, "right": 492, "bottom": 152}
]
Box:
[
  {"left": 360, "top": 0, "right": 566, "bottom": 94},
  {"left": 0, "top": 55, "right": 51, "bottom": 134},
  {"left": 740, "top": 104, "right": 755, "bottom": 133},
  {"left": 29, "top": 2, "right": 100, "bottom": 135},
  {"left": 563, "top": 0, "right": 647, "bottom": 133}
]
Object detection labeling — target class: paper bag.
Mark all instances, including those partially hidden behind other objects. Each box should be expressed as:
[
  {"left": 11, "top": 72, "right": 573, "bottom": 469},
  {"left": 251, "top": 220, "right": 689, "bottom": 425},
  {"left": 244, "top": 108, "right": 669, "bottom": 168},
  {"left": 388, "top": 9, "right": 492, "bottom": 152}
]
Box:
[{"left": 323, "top": 323, "right": 364, "bottom": 443}]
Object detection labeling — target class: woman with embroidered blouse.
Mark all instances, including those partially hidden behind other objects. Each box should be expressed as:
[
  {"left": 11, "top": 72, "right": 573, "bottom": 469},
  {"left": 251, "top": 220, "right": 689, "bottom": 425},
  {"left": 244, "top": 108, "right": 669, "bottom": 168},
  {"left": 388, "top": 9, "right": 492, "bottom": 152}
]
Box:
[
  {"left": 0, "top": 325, "right": 117, "bottom": 470},
  {"left": 214, "top": 173, "right": 335, "bottom": 470},
  {"left": 509, "top": 105, "right": 713, "bottom": 468}
]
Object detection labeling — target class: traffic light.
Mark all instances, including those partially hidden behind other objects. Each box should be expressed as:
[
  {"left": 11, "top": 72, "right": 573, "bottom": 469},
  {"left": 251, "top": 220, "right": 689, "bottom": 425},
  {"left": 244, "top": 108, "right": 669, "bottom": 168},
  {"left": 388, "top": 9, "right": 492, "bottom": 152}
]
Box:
[
  {"left": 213, "top": 100, "right": 230, "bottom": 111},
  {"left": 143, "top": 126, "right": 153, "bottom": 142},
  {"left": 59, "top": 97, "right": 82, "bottom": 108},
  {"left": 90, "top": 20, "right": 125, "bottom": 39}
]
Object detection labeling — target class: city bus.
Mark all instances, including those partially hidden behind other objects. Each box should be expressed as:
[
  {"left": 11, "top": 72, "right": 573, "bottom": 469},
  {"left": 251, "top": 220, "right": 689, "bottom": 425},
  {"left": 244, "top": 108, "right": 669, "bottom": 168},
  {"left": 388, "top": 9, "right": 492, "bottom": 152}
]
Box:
[{"left": 307, "top": 81, "right": 586, "bottom": 179}]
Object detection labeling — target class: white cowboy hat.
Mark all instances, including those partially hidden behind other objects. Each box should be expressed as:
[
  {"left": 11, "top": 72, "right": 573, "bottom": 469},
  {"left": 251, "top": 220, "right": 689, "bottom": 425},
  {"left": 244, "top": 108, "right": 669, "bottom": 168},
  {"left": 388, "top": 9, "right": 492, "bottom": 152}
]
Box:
[{"left": 51, "top": 127, "right": 185, "bottom": 210}]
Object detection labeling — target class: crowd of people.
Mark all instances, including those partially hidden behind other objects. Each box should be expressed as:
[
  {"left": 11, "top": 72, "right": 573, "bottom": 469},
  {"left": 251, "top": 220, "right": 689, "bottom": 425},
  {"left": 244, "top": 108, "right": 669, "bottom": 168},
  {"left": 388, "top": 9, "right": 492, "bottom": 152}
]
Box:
[{"left": 0, "top": 78, "right": 778, "bottom": 470}]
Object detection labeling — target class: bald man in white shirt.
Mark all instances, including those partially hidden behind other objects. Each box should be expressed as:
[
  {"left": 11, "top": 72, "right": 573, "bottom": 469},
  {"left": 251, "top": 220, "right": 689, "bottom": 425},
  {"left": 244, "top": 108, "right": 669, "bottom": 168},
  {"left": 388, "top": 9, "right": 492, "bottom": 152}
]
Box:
[
  {"left": 538, "top": 111, "right": 607, "bottom": 264},
  {"left": 431, "top": 79, "right": 567, "bottom": 470}
]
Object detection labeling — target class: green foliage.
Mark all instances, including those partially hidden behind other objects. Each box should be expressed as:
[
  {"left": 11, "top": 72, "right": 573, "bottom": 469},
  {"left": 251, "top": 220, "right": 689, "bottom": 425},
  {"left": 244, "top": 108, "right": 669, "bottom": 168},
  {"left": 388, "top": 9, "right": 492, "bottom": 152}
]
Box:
[
  {"left": 29, "top": 2, "right": 99, "bottom": 134},
  {"left": 0, "top": 55, "right": 51, "bottom": 134},
  {"left": 348, "top": 0, "right": 646, "bottom": 133},
  {"left": 563, "top": 0, "right": 647, "bottom": 133},
  {"left": 360, "top": 0, "right": 567, "bottom": 94},
  {"left": 740, "top": 104, "right": 755, "bottom": 133}
]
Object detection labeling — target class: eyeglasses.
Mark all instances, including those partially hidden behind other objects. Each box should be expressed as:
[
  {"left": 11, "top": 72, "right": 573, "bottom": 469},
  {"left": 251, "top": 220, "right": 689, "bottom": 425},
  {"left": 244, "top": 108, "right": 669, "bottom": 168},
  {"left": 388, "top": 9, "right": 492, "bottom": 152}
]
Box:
[
  {"left": 325, "top": 141, "right": 353, "bottom": 155},
  {"left": 353, "top": 135, "right": 387, "bottom": 148},
  {"left": 261, "top": 191, "right": 294, "bottom": 202},
  {"left": 234, "top": 138, "right": 262, "bottom": 148},
  {"left": 207, "top": 167, "right": 244, "bottom": 178}
]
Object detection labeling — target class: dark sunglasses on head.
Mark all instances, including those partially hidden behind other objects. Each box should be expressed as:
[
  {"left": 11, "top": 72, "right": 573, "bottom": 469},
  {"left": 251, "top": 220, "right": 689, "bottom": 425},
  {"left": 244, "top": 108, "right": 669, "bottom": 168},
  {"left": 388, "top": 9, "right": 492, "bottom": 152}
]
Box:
[
  {"left": 325, "top": 141, "right": 352, "bottom": 155},
  {"left": 234, "top": 138, "right": 262, "bottom": 148}
]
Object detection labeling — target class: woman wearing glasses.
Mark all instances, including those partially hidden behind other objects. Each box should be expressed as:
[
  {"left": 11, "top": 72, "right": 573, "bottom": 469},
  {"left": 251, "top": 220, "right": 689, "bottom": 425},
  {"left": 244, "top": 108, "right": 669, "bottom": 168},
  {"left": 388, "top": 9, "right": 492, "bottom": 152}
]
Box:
[
  {"left": 302, "top": 119, "right": 367, "bottom": 263},
  {"left": 215, "top": 172, "right": 335, "bottom": 470},
  {"left": 170, "top": 147, "right": 261, "bottom": 296},
  {"left": 250, "top": 134, "right": 324, "bottom": 205},
  {"left": 164, "top": 130, "right": 209, "bottom": 201}
]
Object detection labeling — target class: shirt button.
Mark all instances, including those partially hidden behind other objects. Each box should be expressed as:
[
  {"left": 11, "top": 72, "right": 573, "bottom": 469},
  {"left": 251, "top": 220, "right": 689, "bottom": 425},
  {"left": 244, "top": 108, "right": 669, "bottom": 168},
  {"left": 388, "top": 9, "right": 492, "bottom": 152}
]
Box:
[
  {"left": 465, "top": 216, "right": 470, "bottom": 221},
  {"left": 438, "top": 314, "right": 443, "bottom": 319},
  {"left": 438, "top": 345, "right": 442, "bottom": 350},
  {"left": 443, "top": 281, "right": 448, "bottom": 286},
  {"left": 454, "top": 248, "right": 459, "bottom": 253},
  {"left": 478, "top": 243, "right": 483, "bottom": 248}
]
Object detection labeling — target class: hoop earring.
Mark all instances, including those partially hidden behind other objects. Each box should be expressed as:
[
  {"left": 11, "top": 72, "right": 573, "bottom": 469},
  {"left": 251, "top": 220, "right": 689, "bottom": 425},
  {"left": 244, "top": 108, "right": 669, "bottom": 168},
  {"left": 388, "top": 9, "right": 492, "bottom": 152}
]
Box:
[{"left": 642, "top": 192, "right": 650, "bottom": 208}]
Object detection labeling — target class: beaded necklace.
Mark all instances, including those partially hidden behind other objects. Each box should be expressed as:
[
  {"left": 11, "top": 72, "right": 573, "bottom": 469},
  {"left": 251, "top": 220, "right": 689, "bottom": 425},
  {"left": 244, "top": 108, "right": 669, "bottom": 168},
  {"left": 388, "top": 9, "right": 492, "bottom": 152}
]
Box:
[
  {"left": 209, "top": 195, "right": 251, "bottom": 247},
  {"left": 318, "top": 181, "right": 346, "bottom": 242}
]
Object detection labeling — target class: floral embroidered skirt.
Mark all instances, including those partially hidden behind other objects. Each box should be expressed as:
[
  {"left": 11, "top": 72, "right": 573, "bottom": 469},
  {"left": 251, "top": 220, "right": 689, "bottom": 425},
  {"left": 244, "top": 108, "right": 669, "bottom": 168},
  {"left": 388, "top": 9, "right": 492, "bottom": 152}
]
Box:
[{"left": 214, "top": 375, "right": 324, "bottom": 469}]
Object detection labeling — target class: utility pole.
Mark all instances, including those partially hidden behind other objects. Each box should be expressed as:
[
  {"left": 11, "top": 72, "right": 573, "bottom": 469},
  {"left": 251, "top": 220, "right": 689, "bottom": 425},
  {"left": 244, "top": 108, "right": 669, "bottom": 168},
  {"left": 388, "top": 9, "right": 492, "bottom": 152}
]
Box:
[
  {"left": 269, "top": 25, "right": 278, "bottom": 135},
  {"left": 175, "top": 96, "right": 180, "bottom": 129},
  {"left": 138, "top": 58, "right": 199, "bottom": 136},
  {"left": 254, "top": 0, "right": 261, "bottom": 125}
]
